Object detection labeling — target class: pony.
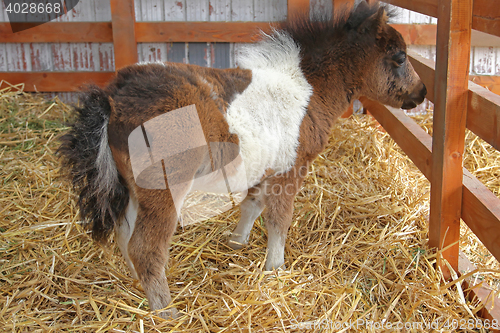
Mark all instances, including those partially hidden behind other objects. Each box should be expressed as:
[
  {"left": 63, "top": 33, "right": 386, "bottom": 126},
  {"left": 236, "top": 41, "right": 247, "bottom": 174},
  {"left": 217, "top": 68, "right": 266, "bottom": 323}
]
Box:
[{"left": 59, "top": 1, "right": 426, "bottom": 318}]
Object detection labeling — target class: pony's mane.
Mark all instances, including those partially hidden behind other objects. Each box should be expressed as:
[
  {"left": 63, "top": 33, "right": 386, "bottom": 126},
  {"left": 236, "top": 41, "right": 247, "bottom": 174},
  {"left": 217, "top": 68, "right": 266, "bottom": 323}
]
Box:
[
  {"left": 277, "top": 2, "right": 396, "bottom": 51},
  {"left": 236, "top": 2, "right": 396, "bottom": 73}
]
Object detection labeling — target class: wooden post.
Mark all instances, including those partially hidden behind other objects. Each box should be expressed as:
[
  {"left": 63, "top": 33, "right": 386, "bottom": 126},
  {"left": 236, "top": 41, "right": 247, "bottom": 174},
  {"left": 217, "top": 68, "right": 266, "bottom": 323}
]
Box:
[
  {"left": 110, "top": 0, "right": 137, "bottom": 71},
  {"left": 429, "top": 0, "right": 472, "bottom": 279},
  {"left": 288, "top": 0, "right": 310, "bottom": 19}
]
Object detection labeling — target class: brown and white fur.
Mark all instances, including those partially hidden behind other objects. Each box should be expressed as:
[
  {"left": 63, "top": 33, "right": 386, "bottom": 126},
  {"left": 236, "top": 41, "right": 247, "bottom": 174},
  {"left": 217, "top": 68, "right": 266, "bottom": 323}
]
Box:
[{"left": 59, "top": 2, "right": 426, "bottom": 318}]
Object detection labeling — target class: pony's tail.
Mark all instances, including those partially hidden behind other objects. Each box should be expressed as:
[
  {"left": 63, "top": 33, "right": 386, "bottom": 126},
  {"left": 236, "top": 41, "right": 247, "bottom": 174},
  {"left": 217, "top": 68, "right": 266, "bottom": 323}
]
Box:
[{"left": 58, "top": 85, "right": 129, "bottom": 243}]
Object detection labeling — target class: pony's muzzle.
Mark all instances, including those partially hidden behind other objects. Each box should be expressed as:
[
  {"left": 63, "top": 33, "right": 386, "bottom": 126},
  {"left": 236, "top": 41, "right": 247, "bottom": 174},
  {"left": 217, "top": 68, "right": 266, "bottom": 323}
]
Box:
[{"left": 402, "top": 82, "right": 427, "bottom": 110}]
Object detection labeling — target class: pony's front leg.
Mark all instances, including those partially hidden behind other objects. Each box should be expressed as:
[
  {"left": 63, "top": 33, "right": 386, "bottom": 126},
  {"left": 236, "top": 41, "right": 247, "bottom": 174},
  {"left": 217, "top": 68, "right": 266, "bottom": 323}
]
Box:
[{"left": 263, "top": 167, "right": 305, "bottom": 271}]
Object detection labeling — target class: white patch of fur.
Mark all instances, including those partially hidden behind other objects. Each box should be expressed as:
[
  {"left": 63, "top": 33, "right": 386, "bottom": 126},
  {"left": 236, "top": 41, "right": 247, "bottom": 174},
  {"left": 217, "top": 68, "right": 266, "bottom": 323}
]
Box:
[
  {"left": 96, "top": 120, "right": 118, "bottom": 197},
  {"left": 265, "top": 227, "right": 286, "bottom": 271},
  {"left": 225, "top": 31, "right": 313, "bottom": 187},
  {"left": 115, "top": 196, "right": 139, "bottom": 279}
]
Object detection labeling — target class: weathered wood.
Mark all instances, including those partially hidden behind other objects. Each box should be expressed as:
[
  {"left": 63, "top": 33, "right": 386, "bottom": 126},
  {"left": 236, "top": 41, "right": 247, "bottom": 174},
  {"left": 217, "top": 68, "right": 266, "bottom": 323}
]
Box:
[
  {"left": 459, "top": 251, "right": 500, "bottom": 332},
  {"left": 0, "top": 72, "right": 115, "bottom": 92},
  {"left": 135, "top": 22, "right": 272, "bottom": 43},
  {"left": 429, "top": 0, "right": 472, "bottom": 278},
  {"left": 360, "top": 98, "right": 433, "bottom": 179},
  {"left": 0, "top": 23, "right": 113, "bottom": 43},
  {"left": 110, "top": 0, "right": 137, "bottom": 70},
  {"left": 467, "top": 81, "right": 500, "bottom": 151}
]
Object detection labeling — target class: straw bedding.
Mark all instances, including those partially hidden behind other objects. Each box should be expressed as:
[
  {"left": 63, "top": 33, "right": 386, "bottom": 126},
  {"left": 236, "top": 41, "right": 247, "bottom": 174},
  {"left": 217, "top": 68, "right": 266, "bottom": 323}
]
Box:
[{"left": 1, "top": 83, "right": 499, "bottom": 332}]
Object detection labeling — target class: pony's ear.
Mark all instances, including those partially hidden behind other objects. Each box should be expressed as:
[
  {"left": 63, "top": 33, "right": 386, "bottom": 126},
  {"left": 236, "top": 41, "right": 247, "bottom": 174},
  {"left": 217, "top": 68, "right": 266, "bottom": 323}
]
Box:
[
  {"left": 346, "top": 1, "right": 370, "bottom": 29},
  {"left": 357, "top": 7, "right": 388, "bottom": 37}
]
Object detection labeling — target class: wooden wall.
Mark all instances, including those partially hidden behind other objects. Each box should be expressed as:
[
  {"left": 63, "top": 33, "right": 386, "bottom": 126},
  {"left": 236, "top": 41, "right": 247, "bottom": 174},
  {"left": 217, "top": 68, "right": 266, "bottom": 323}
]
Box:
[{"left": 0, "top": 0, "right": 499, "bottom": 101}]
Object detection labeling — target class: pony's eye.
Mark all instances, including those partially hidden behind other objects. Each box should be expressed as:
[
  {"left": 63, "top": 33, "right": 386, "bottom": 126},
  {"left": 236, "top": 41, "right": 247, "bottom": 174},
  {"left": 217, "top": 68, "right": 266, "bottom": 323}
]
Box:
[{"left": 392, "top": 52, "right": 406, "bottom": 66}]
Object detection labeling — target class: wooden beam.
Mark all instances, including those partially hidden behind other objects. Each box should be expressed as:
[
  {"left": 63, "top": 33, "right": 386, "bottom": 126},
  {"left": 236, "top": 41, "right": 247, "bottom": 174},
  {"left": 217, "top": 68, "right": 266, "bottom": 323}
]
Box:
[
  {"left": 462, "top": 171, "right": 500, "bottom": 262},
  {"left": 467, "top": 81, "right": 500, "bottom": 151},
  {"left": 429, "top": 0, "right": 472, "bottom": 278},
  {"left": 470, "top": 76, "right": 500, "bottom": 96},
  {"left": 288, "top": 0, "right": 310, "bottom": 19},
  {"left": 135, "top": 22, "right": 272, "bottom": 43},
  {"left": 389, "top": 0, "right": 500, "bottom": 38},
  {"left": 459, "top": 251, "right": 500, "bottom": 331},
  {"left": 383, "top": 0, "right": 438, "bottom": 18},
  {"left": 0, "top": 72, "right": 115, "bottom": 92},
  {"left": 0, "top": 22, "right": 113, "bottom": 43},
  {"left": 472, "top": 0, "right": 500, "bottom": 38},
  {"left": 110, "top": 0, "right": 137, "bottom": 70},
  {"left": 391, "top": 24, "right": 436, "bottom": 45},
  {"left": 359, "top": 98, "right": 433, "bottom": 178},
  {"left": 408, "top": 52, "right": 436, "bottom": 103},
  {"left": 1, "top": 22, "right": 493, "bottom": 47}
]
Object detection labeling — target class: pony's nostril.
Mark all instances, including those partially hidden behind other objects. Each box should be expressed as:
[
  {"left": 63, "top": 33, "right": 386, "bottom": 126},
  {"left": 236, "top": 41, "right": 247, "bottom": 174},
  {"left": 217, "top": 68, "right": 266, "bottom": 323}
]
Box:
[{"left": 421, "top": 83, "right": 427, "bottom": 97}]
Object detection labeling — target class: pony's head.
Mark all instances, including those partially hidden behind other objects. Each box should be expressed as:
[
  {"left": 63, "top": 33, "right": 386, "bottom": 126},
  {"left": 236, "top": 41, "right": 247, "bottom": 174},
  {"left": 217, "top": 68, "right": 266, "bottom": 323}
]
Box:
[
  {"left": 347, "top": 3, "right": 427, "bottom": 109},
  {"left": 281, "top": 1, "right": 427, "bottom": 110}
]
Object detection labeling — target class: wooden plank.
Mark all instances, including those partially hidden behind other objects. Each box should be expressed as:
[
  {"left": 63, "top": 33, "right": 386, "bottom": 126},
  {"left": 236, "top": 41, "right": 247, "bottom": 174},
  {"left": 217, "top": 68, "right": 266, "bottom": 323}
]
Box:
[
  {"left": 0, "top": 22, "right": 444, "bottom": 46},
  {"left": 0, "top": 22, "right": 113, "bottom": 43},
  {"left": 459, "top": 251, "right": 500, "bottom": 331},
  {"left": 383, "top": 0, "right": 438, "bottom": 18},
  {"left": 359, "top": 98, "right": 433, "bottom": 179},
  {"left": 135, "top": 22, "right": 272, "bottom": 43},
  {"left": 462, "top": 171, "right": 500, "bottom": 262},
  {"left": 467, "top": 81, "right": 500, "bottom": 151},
  {"left": 408, "top": 52, "right": 436, "bottom": 103},
  {"left": 389, "top": 0, "right": 500, "bottom": 38},
  {"left": 470, "top": 75, "right": 500, "bottom": 95},
  {"left": 391, "top": 24, "right": 436, "bottom": 45},
  {"left": 471, "top": 29, "right": 500, "bottom": 47},
  {"left": 288, "top": 0, "right": 310, "bottom": 19},
  {"left": 110, "top": 0, "right": 137, "bottom": 70},
  {"left": 0, "top": 72, "right": 115, "bottom": 92},
  {"left": 472, "top": 0, "right": 500, "bottom": 38},
  {"left": 429, "top": 0, "right": 472, "bottom": 278}
]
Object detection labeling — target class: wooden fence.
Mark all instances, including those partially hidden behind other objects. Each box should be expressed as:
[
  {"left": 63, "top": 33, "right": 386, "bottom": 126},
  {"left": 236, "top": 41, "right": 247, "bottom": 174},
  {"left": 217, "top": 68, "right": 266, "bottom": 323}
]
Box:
[
  {"left": 1, "top": 0, "right": 500, "bottom": 325},
  {"left": 361, "top": 0, "right": 500, "bottom": 325}
]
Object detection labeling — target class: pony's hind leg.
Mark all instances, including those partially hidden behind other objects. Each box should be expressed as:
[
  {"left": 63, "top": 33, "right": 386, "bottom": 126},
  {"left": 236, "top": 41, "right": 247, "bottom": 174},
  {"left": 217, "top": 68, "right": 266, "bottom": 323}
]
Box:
[
  {"left": 127, "top": 191, "right": 180, "bottom": 319},
  {"left": 115, "top": 195, "right": 140, "bottom": 279},
  {"left": 228, "top": 186, "right": 265, "bottom": 250}
]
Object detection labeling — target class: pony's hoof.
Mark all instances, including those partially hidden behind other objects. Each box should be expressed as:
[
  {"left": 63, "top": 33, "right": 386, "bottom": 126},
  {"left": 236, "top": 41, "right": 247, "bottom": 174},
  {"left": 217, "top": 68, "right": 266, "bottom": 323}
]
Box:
[
  {"left": 157, "top": 307, "right": 179, "bottom": 320},
  {"left": 264, "top": 262, "right": 286, "bottom": 272},
  {"left": 227, "top": 238, "right": 246, "bottom": 250}
]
